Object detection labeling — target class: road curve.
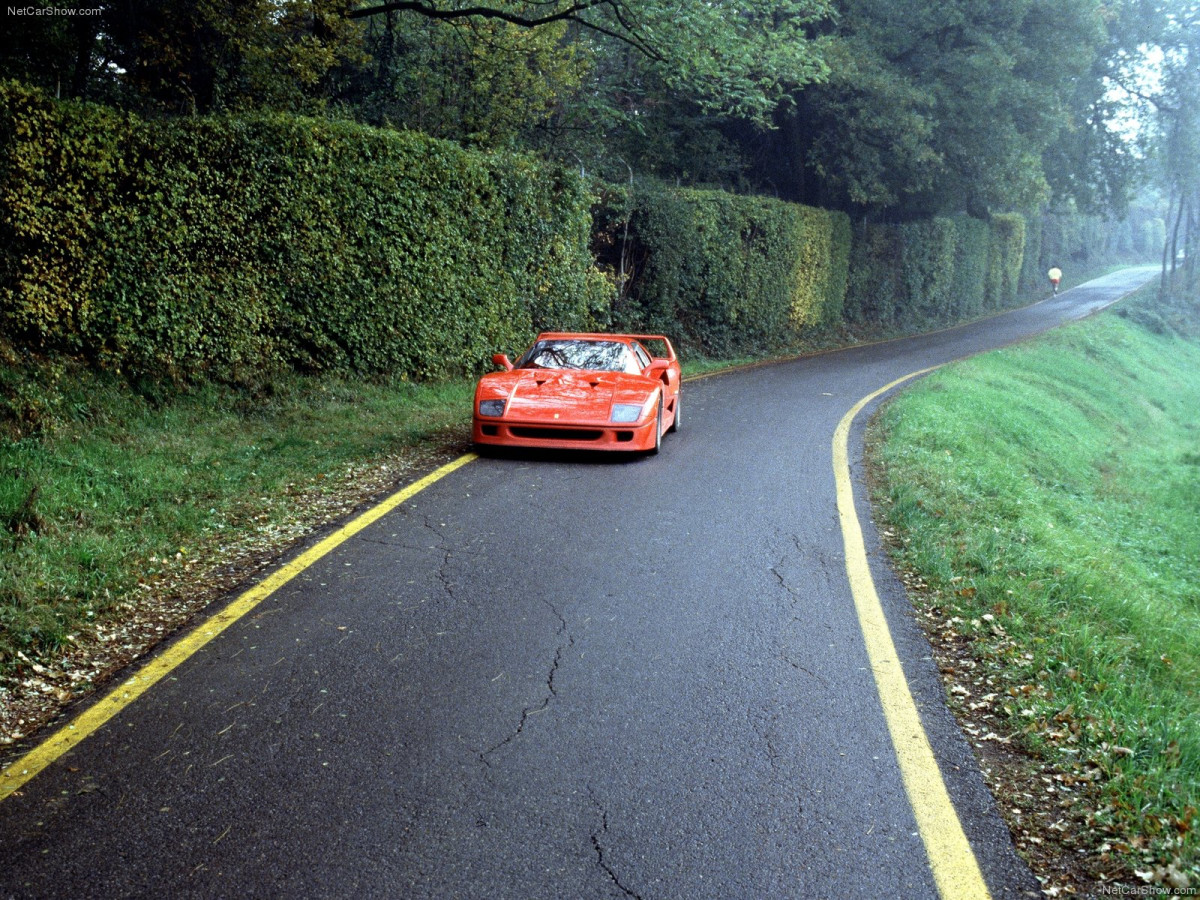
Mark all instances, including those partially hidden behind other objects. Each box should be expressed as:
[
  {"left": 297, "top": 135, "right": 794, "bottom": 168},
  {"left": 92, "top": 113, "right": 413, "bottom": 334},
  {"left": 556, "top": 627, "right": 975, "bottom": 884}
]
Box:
[{"left": 0, "top": 269, "right": 1154, "bottom": 899}]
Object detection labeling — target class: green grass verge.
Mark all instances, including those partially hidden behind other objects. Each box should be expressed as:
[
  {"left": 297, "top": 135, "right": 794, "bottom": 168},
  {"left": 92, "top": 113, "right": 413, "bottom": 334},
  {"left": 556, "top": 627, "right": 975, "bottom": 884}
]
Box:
[
  {"left": 870, "top": 290, "right": 1200, "bottom": 879},
  {"left": 0, "top": 361, "right": 475, "bottom": 671}
]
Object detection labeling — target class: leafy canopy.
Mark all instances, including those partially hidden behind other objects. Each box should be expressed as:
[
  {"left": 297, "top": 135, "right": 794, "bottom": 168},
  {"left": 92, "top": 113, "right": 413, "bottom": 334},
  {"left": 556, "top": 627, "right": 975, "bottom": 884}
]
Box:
[{"left": 348, "top": 0, "right": 833, "bottom": 123}]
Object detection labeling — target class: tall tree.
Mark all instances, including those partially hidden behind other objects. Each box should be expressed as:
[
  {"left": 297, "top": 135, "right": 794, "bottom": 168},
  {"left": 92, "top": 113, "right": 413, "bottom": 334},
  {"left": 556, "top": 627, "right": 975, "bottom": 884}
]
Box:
[
  {"left": 344, "top": 0, "right": 832, "bottom": 170},
  {"left": 111, "top": 0, "right": 367, "bottom": 114},
  {"left": 0, "top": 1, "right": 106, "bottom": 101},
  {"left": 1148, "top": 3, "right": 1200, "bottom": 297},
  {"left": 352, "top": 11, "right": 587, "bottom": 147},
  {"left": 0, "top": 1, "right": 367, "bottom": 114},
  {"left": 1040, "top": 0, "right": 1149, "bottom": 215},
  {"left": 1093, "top": 1, "right": 1200, "bottom": 297},
  {"left": 733, "top": 0, "right": 1116, "bottom": 219}
]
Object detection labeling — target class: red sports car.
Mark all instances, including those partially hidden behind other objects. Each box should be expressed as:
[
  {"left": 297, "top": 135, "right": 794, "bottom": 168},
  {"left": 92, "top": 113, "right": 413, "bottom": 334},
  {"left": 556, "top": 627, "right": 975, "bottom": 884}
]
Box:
[{"left": 472, "top": 332, "right": 682, "bottom": 453}]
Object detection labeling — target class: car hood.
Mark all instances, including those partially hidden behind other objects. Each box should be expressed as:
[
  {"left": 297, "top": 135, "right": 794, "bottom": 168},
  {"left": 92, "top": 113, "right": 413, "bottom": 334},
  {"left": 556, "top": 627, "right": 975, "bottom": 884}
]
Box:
[{"left": 485, "top": 369, "right": 652, "bottom": 423}]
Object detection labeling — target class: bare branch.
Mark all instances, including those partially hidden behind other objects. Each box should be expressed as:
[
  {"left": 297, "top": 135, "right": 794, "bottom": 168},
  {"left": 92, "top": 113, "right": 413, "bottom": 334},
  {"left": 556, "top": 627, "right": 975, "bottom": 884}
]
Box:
[
  {"left": 1107, "top": 70, "right": 1176, "bottom": 113},
  {"left": 345, "top": 0, "right": 664, "bottom": 59},
  {"left": 348, "top": 0, "right": 600, "bottom": 24}
]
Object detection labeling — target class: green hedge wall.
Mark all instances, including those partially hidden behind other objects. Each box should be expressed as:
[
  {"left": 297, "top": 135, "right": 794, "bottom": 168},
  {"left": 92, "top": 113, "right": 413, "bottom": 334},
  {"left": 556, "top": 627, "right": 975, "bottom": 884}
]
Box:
[
  {"left": 0, "top": 81, "right": 610, "bottom": 380},
  {"left": 951, "top": 216, "right": 991, "bottom": 319},
  {"left": 844, "top": 223, "right": 903, "bottom": 326},
  {"left": 987, "top": 213, "right": 1026, "bottom": 309},
  {"left": 0, "top": 83, "right": 127, "bottom": 353},
  {"left": 845, "top": 214, "right": 1028, "bottom": 329},
  {"left": 3, "top": 83, "right": 1164, "bottom": 379},
  {"left": 593, "top": 180, "right": 852, "bottom": 357}
]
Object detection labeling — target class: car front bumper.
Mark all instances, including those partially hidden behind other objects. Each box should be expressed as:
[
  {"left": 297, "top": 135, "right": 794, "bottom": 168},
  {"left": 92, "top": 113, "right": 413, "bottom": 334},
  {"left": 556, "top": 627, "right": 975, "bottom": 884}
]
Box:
[{"left": 472, "top": 416, "right": 658, "bottom": 452}]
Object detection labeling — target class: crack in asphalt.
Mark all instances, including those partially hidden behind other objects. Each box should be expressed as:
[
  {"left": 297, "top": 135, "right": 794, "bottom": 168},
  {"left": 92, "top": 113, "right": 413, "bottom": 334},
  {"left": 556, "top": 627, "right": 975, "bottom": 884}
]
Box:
[
  {"left": 747, "top": 707, "right": 788, "bottom": 783},
  {"left": 588, "top": 787, "right": 643, "bottom": 900},
  {"left": 768, "top": 532, "right": 809, "bottom": 607},
  {"left": 769, "top": 562, "right": 799, "bottom": 600},
  {"left": 780, "top": 652, "right": 826, "bottom": 684},
  {"left": 357, "top": 537, "right": 432, "bottom": 552},
  {"left": 769, "top": 532, "right": 834, "bottom": 686},
  {"left": 419, "top": 515, "right": 463, "bottom": 606},
  {"left": 478, "top": 600, "right": 573, "bottom": 769},
  {"left": 771, "top": 533, "right": 837, "bottom": 592}
]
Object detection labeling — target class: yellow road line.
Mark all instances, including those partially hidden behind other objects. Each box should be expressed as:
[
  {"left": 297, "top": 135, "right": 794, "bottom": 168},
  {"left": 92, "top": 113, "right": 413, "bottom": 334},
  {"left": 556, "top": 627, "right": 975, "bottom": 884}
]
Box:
[
  {"left": 833, "top": 370, "right": 992, "bottom": 900},
  {"left": 0, "top": 453, "right": 478, "bottom": 803}
]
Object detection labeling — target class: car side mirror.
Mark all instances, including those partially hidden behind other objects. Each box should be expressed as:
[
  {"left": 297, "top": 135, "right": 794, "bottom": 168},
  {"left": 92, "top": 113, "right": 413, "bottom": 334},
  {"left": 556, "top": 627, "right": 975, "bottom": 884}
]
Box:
[
  {"left": 493, "top": 353, "right": 513, "bottom": 371},
  {"left": 647, "top": 359, "right": 672, "bottom": 384}
]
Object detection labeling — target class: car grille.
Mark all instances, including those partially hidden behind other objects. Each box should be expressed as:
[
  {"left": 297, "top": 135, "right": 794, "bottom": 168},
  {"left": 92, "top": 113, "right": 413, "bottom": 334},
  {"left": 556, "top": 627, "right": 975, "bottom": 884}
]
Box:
[{"left": 510, "top": 426, "right": 605, "bottom": 441}]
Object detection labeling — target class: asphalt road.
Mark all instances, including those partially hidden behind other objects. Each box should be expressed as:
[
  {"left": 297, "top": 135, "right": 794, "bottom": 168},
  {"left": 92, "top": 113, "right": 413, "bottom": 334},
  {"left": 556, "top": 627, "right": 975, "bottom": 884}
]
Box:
[{"left": 0, "top": 268, "right": 1156, "bottom": 899}]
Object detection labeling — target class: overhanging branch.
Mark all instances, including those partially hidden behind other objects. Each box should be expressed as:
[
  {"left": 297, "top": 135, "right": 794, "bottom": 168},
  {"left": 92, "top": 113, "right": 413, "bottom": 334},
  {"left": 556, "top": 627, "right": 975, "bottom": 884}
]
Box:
[{"left": 346, "top": 0, "right": 665, "bottom": 60}]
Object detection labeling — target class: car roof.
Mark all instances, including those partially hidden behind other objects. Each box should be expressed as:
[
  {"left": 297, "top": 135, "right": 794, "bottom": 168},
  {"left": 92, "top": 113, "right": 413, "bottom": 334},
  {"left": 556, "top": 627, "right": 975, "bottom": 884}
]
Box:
[{"left": 535, "top": 332, "right": 635, "bottom": 342}]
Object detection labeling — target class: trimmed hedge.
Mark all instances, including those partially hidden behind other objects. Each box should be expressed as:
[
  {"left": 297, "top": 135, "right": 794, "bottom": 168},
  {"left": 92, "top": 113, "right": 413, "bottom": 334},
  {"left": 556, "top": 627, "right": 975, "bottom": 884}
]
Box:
[
  {"left": 593, "top": 180, "right": 852, "bottom": 357},
  {"left": 2, "top": 82, "right": 1163, "bottom": 377},
  {"left": 845, "top": 214, "right": 1028, "bottom": 329},
  {"left": 0, "top": 81, "right": 610, "bottom": 380},
  {"left": 986, "top": 213, "right": 1026, "bottom": 309},
  {"left": 951, "top": 216, "right": 991, "bottom": 319},
  {"left": 0, "top": 84, "right": 127, "bottom": 352}
]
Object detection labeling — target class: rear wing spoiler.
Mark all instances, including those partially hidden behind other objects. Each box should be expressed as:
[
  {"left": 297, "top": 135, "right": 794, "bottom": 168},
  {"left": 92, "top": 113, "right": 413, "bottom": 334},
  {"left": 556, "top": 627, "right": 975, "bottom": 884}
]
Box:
[{"left": 619, "top": 334, "right": 676, "bottom": 361}]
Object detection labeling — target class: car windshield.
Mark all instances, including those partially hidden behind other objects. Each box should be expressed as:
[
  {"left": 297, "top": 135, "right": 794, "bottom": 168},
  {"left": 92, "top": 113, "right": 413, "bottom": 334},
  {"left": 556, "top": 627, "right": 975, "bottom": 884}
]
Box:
[{"left": 515, "top": 340, "right": 640, "bottom": 374}]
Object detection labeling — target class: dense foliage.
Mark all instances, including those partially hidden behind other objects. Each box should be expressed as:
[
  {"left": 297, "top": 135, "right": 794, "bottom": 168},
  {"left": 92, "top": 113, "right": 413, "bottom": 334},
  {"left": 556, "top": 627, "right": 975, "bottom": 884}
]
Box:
[
  {"left": 1, "top": 79, "right": 1163, "bottom": 380},
  {"left": 843, "top": 215, "right": 1025, "bottom": 329},
  {"left": 607, "top": 0, "right": 1145, "bottom": 220},
  {"left": 0, "top": 0, "right": 1161, "bottom": 224},
  {"left": 745, "top": 0, "right": 1109, "bottom": 216},
  {"left": 0, "top": 81, "right": 608, "bottom": 380},
  {"left": 591, "top": 181, "right": 851, "bottom": 357},
  {"left": 0, "top": 1, "right": 831, "bottom": 155}
]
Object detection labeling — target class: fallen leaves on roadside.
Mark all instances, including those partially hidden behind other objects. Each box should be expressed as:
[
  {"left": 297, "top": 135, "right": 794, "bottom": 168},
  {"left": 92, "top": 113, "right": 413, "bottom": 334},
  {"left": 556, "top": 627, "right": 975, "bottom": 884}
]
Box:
[
  {"left": 896, "top": 564, "right": 1196, "bottom": 896},
  {"left": 1, "top": 438, "right": 465, "bottom": 755}
]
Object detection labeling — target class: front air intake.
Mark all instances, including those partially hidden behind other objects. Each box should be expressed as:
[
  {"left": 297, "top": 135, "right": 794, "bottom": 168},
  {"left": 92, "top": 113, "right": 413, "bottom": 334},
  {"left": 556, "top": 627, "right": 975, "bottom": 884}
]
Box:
[{"left": 510, "top": 427, "right": 604, "bottom": 441}]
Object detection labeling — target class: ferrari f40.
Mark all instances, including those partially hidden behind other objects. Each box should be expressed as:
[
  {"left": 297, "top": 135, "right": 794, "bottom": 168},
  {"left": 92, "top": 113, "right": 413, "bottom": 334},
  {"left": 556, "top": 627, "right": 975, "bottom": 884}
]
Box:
[{"left": 472, "top": 333, "right": 681, "bottom": 454}]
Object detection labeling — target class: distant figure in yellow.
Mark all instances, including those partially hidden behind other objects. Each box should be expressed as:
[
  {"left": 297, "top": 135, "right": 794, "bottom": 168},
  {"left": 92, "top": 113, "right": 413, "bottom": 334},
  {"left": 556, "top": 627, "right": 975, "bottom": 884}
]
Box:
[{"left": 1048, "top": 266, "right": 1062, "bottom": 295}]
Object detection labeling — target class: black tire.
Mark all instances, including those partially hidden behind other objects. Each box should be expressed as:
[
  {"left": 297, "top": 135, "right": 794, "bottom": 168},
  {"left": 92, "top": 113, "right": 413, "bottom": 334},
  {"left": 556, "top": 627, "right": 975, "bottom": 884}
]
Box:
[
  {"left": 649, "top": 399, "right": 663, "bottom": 455},
  {"left": 668, "top": 391, "right": 680, "bottom": 433}
]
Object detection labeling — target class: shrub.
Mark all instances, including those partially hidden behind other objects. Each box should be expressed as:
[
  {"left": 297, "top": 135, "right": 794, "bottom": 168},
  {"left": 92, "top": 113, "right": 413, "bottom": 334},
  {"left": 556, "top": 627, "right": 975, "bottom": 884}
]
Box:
[
  {"left": 0, "top": 82, "right": 611, "bottom": 380},
  {"left": 845, "top": 223, "right": 904, "bottom": 326},
  {"left": 0, "top": 82, "right": 128, "bottom": 354},
  {"left": 595, "top": 180, "right": 849, "bottom": 356},
  {"left": 847, "top": 214, "right": 1028, "bottom": 329},
  {"left": 986, "top": 213, "right": 1025, "bottom": 309}
]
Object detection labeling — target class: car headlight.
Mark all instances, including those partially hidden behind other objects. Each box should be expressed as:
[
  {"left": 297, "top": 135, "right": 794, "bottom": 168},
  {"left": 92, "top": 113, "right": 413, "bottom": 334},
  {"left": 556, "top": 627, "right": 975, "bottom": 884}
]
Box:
[
  {"left": 478, "top": 399, "right": 506, "bottom": 417},
  {"left": 611, "top": 403, "right": 644, "bottom": 423}
]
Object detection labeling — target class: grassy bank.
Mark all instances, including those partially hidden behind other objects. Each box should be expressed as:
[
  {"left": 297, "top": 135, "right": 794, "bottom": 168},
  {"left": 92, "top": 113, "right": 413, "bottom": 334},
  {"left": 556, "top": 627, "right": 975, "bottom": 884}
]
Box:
[
  {"left": 869, "top": 290, "right": 1200, "bottom": 886},
  {"left": 0, "top": 361, "right": 475, "bottom": 676}
]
